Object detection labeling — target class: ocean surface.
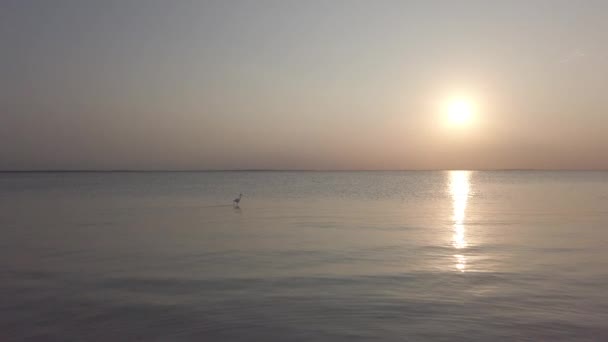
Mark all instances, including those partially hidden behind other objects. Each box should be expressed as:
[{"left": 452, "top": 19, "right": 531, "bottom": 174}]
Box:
[{"left": 1, "top": 171, "right": 608, "bottom": 341}]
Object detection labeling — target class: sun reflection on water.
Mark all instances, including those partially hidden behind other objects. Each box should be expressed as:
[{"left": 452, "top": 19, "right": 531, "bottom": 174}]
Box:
[
  {"left": 454, "top": 254, "right": 466, "bottom": 271},
  {"left": 449, "top": 171, "right": 471, "bottom": 271}
]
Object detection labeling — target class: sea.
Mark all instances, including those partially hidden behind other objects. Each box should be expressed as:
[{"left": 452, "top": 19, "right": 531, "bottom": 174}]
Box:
[{"left": 1, "top": 171, "right": 607, "bottom": 341}]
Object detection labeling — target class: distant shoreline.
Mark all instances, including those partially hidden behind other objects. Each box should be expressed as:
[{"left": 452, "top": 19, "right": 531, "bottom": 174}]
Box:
[{"left": 1, "top": 169, "right": 607, "bottom": 173}]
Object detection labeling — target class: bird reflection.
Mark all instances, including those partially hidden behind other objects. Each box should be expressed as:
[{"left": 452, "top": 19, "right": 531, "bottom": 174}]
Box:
[{"left": 449, "top": 171, "right": 471, "bottom": 271}]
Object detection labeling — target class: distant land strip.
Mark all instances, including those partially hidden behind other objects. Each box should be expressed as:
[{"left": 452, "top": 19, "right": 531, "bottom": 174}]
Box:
[{"left": 1, "top": 169, "right": 607, "bottom": 172}]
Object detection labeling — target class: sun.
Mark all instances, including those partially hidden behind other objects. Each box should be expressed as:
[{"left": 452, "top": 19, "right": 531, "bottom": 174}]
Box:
[{"left": 446, "top": 98, "right": 475, "bottom": 125}]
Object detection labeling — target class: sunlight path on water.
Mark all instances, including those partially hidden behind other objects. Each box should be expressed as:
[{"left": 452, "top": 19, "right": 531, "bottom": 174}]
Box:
[{"left": 449, "top": 171, "right": 471, "bottom": 271}]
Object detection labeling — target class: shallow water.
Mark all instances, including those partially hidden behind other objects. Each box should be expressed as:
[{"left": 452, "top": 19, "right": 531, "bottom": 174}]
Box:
[{"left": 1, "top": 171, "right": 608, "bottom": 341}]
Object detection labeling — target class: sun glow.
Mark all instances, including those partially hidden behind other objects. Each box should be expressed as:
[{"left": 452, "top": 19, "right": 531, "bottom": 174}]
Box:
[{"left": 445, "top": 98, "right": 475, "bottom": 125}]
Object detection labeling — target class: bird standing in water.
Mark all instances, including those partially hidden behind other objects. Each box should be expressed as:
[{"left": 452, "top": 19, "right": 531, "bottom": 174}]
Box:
[{"left": 233, "top": 193, "right": 242, "bottom": 208}]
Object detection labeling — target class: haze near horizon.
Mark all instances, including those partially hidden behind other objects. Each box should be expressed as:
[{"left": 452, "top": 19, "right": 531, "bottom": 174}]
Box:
[{"left": 2, "top": 0, "right": 608, "bottom": 170}]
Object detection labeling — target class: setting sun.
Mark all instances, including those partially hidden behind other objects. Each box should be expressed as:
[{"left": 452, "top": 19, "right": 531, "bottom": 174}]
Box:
[{"left": 446, "top": 98, "right": 475, "bottom": 125}]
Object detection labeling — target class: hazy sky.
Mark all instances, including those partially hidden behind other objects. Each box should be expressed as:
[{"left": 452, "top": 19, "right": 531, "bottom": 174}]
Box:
[{"left": 2, "top": 0, "right": 607, "bottom": 170}]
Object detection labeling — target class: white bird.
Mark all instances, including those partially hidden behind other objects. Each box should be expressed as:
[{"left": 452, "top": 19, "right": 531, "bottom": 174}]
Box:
[{"left": 233, "top": 193, "right": 242, "bottom": 207}]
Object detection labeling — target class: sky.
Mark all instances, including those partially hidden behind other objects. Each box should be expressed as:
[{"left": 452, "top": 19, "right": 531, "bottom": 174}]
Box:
[{"left": 1, "top": 0, "right": 607, "bottom": 170}]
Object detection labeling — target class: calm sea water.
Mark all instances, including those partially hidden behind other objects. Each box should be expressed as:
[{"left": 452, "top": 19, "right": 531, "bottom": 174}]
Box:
[{"left": 1, "top": 171, "right": 608, "bottom": 341}]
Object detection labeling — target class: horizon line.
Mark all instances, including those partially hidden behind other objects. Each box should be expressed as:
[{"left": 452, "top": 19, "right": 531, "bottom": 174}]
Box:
[{"left": 1, "top": 168, "right": 607, "bottom": 173}]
